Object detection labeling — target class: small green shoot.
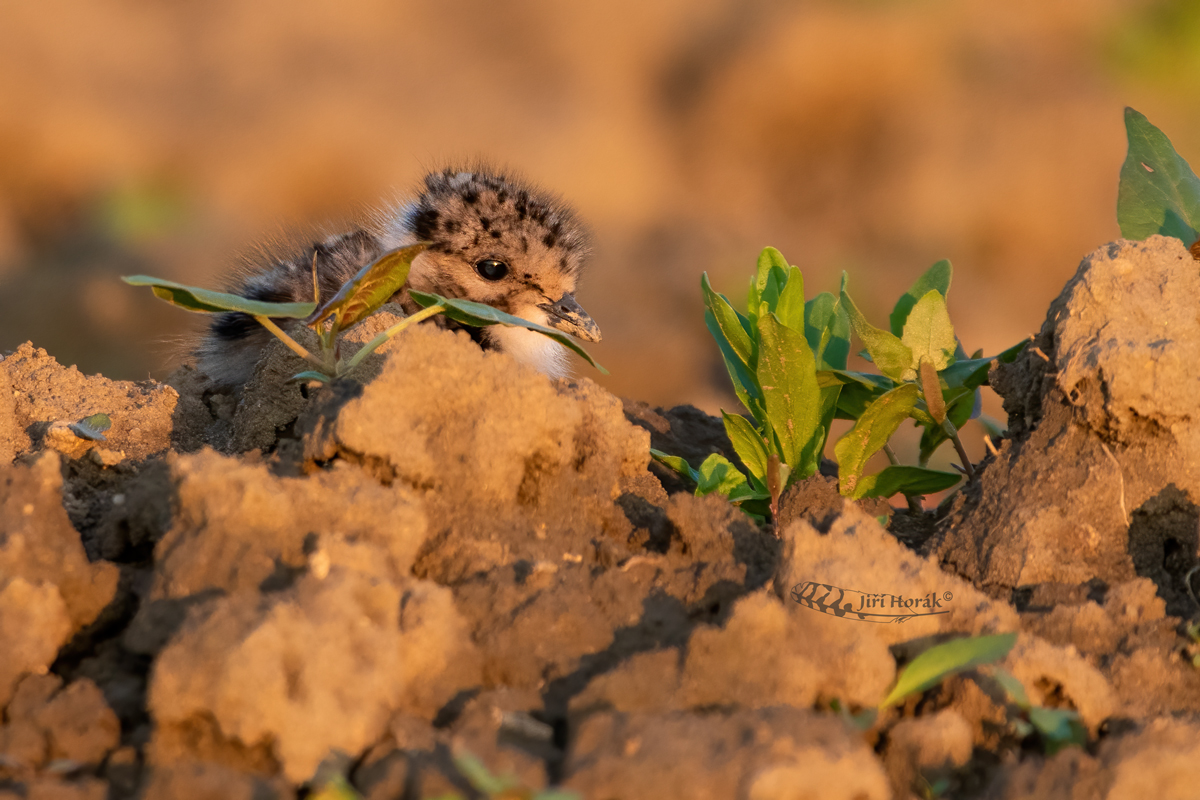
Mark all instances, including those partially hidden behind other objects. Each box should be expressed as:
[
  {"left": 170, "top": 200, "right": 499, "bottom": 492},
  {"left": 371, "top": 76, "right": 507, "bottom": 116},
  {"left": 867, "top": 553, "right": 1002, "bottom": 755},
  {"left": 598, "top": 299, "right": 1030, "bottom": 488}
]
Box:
[
  {"left": 880, "top": 632, "right": 1017, "bottom": 707},
  {"left": 1117, "top": 107, "right": 1200, "bottom": 249},
  {"left": 991, "top": 667, "right": 1087, "bottom": 755},
  {"left": 125, "top": 243, "right": 604, "bottom": 384}
]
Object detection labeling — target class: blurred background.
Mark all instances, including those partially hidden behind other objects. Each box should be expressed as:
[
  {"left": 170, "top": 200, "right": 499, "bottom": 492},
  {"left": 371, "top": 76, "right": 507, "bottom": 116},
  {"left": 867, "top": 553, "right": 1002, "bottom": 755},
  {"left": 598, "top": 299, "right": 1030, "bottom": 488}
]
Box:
[{"left": 2, "top": 0, "right": 1198, "bottom": 469}]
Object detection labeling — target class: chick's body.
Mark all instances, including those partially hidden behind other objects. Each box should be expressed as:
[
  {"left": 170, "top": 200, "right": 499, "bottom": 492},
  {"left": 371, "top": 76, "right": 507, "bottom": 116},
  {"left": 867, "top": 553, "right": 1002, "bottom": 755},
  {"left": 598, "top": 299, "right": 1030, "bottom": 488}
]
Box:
[{"left": 197, "top": 168, "right": 599, "bottom": 387}]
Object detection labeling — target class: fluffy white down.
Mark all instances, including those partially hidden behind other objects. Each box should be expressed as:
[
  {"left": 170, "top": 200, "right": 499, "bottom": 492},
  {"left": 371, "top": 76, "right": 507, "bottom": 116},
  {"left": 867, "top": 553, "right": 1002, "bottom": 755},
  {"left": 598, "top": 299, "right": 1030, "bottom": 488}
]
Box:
[{"left": 487, "top": 320, "right": 572, "bottom": 379}]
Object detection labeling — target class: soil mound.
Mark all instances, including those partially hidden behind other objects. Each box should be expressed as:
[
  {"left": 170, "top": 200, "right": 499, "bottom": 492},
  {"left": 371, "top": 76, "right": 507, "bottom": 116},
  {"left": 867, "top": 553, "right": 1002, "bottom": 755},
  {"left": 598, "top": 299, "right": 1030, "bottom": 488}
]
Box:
[{"left": 2, "top": 243, "right": 1200, "bottom": 798}]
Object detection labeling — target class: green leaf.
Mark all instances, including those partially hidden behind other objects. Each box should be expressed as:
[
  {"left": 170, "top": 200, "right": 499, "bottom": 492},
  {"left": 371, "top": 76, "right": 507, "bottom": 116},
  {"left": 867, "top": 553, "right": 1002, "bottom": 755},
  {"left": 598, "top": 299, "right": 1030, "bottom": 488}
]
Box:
[
  {"left": 880, "top": 632, "right": 1018, "bottom": 707},
  {"left": 853, "top": 465, "right": 961, "bottom": 500},
  {"left": 304, "top": 243, "right": 426, "bottom": 332},
  {"left": 991, "top": 667, "right": 1031, "bottom": 710},
  {"left": 756, "top": 311, "right": 821, "bottom": 471},
  {"left": 755, "top": 247, "right": 790, "bottom": 312},
  {"left": 123, "top": 276, "right": 315, "bottom": 318},
  {"left": 695, "top": 453, "right": 755, "bottom": 501},
  {"left": 939, "top": 357, "right": 992, "bottom": 391},
  {"left": 69, "top": 413, "right": 112, "bottom": 441},
  {"left": 833, "top": 383, "right": 920, "bottom": 496},
  {"left": 804, "top": 292, "right": 852, "bottom": 371},
  {"left": 650, "top": 449, "right": 701, "bottom": 484},
  {"left": 1028, "top": 707, "right": 1088, "bottom": 754},
  {"left": 706, "top": 310, "right": 765, "bottom": 421},
  {"left": 722, "top": 411, "right": 769, "bottom": 482},
  {"left": 702, "top": 273, "right": 754, "bottom": 368},
  {"left": 774, "top": 266, "right": 806, "bottom": 332},
  {"left": 289, "top": 370, "right": 333, "bottom": 383},
  {"left": 408, "top": 292, "right": 606, "bottom": 373},
  {"left": 901, "top": 290, "right": 956, "bottom": 376},
  {"left": 822, "top": 369, "right": 896, "bottom": 420},
  {"left": 1117, "top": 107, "right": 1200, "bottom": 244},
  {"left": 840, "top": 286, "right": 913, "bottom": 381},
  {"left": 890, "top": 259, "right": 952, "bottom": 336}
]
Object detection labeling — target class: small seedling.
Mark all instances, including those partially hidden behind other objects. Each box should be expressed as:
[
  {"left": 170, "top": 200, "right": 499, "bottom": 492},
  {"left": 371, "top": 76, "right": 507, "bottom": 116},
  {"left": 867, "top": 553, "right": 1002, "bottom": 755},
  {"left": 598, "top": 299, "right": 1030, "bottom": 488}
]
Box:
[
  {"left": 124, "top": 243, "right": 604, "bottom": 384},
  {"left": 990, "top": 667, "right": 1087, "bottom": 755}
]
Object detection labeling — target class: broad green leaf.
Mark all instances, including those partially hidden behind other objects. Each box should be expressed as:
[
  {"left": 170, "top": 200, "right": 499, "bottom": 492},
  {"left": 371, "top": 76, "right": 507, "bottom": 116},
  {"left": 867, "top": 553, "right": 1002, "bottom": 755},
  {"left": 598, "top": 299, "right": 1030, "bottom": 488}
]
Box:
[
  {"left": 706, "top": 310, "right": 766, "bottom": 421},
  {"left": 408, "top": 292, "right": 605, "bottom": 373},
  {"left": 940, "top": 356, "right": 992, "bottom": 391},
  {"left": 123, "top": 276, "right": 315, "bottom": 318},
  {"left": 70, "top": 412, "right": 112, "bottom": 441},
  {"left": 650, "top": 449, "right": 701, "bottom": 484},
  {"left": 853, "top": 465, "right": 961, "bottom": 500},
  {"left": 901, "top": 290, "right": 956, "bottom": 376},
  {"left": 696, "top": 453, "right": 753, "bottom": 499},
  {"left": 1028, "top": 707, "right": 1088, "bottom": 754},
  {"left": 840, "top": 286, "right": 913, "bottom": 381},
  {"left": 890, "top": 259, "right": 952, "bottom": 336},
  {"left": 834, "top": 383, "right": 920, "bottom": 496},
  {"left": 756, "top": 311, "right": 820, "bottom": 471},
  {"left": 1117, "top": 107, "right": 1200, "bottom": 244},
  {"left": 304, "top": 243, "right": 426, "bottom": 332},
  {"left": 774, "top": 266, "right": 806, "bottom": 332},
  {"left": 823, "top": 369, "right": 896, "bottom": 420},
  {"left": 722, "top": 411, "right": 769, "bottom": 482},
  {"left": 804, "top": 292, "right": 852, "bottom": 371},
  {"left": 702, "top": 273, "right": 754, "bottom": 367},
  {"left": 880, "top": 632, "right": 1018, "bottom": 707}
]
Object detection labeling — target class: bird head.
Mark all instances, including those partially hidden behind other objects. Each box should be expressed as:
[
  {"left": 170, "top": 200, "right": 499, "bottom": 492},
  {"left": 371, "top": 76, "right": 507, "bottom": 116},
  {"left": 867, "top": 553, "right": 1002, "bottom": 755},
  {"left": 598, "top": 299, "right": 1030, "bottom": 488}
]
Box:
[{"left": 398, "top": 169, "right": 601, "bottom": 346}]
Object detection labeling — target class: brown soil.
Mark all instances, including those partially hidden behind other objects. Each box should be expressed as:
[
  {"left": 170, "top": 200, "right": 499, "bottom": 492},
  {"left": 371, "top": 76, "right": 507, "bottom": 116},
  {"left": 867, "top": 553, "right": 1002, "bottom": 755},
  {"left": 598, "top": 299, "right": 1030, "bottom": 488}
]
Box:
[{"left": 3, "top": 237, "right": 1200, "bottom": 799}]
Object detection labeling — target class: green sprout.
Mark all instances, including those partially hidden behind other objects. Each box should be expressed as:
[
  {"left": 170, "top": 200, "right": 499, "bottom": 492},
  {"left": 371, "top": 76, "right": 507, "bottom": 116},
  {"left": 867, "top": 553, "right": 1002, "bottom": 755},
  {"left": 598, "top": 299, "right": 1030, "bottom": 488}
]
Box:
[{"left": 124, "top": 244, "right": 604, "bottom": 383}]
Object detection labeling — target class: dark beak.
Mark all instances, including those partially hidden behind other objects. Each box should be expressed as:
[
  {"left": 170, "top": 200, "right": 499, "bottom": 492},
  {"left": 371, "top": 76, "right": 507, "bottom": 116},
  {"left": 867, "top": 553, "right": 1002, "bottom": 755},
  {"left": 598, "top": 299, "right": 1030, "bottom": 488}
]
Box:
[{"left": 538, "top": 293, "right": 601, "bottom": 343}]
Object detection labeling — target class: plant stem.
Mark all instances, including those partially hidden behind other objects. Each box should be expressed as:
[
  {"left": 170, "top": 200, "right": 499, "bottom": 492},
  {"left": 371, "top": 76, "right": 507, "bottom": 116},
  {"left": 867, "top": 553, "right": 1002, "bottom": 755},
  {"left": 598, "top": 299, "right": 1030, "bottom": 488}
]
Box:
[
  {"left": 882, "top": 444, "right": 900, "bottom": 466},
  {"left": 942, "top": 418, "right": 976, "bottom": 480},
  {"left": 884, "top": 444, "right": 924, "bottom": 514},
  {"left": 254, "top": 316, "right": 326, "bottom": 370},
  {"left": 342, "top": 304, "right": 446, "bottom": 374},
  {"left": 766, "top": 453, "right": 782, "bottom": 536}
]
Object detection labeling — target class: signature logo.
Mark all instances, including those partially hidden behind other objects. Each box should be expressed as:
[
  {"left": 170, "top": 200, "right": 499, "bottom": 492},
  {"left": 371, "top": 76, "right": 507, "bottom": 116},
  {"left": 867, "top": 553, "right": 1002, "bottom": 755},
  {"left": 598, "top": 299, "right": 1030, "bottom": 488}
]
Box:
[{"left": 790, "top": 581, "right": 953, "bottom": 623}]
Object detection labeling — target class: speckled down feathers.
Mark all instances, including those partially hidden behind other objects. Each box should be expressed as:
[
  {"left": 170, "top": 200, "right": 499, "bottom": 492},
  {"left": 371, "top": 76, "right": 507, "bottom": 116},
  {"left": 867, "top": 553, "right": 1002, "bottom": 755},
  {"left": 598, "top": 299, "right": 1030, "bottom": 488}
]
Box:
[{"left": 197, "top": 168, "right": 593, "bottom": 387}]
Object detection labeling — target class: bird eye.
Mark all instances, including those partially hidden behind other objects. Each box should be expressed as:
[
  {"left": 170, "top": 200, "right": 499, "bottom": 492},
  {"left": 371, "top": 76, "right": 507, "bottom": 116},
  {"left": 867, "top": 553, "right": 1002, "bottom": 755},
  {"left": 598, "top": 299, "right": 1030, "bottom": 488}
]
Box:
[{"left": 475, "top": 258, "right": 509, "bottom": 281}]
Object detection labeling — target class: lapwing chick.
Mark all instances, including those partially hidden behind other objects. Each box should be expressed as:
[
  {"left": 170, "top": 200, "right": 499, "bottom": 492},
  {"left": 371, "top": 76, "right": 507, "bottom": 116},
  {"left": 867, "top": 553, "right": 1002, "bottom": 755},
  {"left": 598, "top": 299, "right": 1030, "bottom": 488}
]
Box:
[{"left": 197, "top": 168, "right": 600, "bottom": 387}]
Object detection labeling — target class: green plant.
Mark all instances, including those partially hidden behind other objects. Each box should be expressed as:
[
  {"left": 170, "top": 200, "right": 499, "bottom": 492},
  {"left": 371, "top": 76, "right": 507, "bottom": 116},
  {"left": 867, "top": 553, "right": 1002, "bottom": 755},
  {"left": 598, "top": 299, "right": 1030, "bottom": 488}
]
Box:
[
  {"left": 990, "top": 668, "right": 1088, "bottom": 755},
  {"left": 880, "top": 632, "right": 1017, "bottom": 708},
  {"left": 834, "top": 264, "right": 1026, "bottom": 499},
  {"left": 123, "top": 244, "right": 604, "bottom": 384},
  {"left": 653, "top": 248, "right": 1023, "bottom": 522},
  {"left": 1118, "top": 107, "right": 1200, "bottom": 251}
]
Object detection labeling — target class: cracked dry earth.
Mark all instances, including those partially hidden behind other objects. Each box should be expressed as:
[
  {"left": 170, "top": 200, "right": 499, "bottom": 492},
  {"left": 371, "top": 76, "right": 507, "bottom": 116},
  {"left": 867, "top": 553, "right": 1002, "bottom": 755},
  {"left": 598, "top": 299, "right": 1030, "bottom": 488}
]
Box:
[{"left": 3, "top": 236, "right": 1200, "bottom": 800}]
